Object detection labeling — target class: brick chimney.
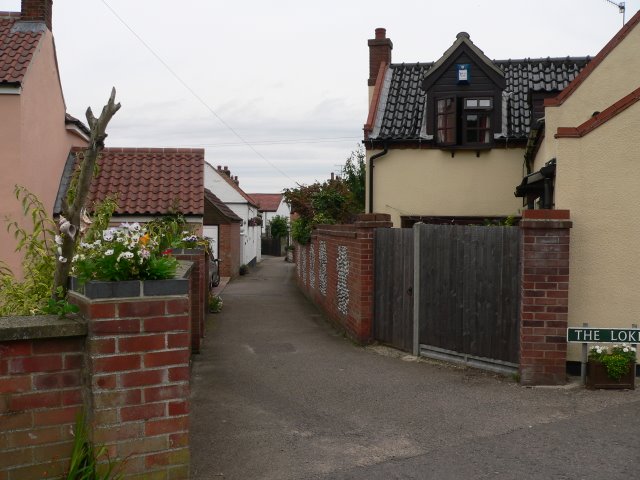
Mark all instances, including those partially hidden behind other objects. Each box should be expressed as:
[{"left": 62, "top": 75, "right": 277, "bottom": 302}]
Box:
[
  {"left": 223, "top": 166, "right": 231, "bottom": 177},
  {"left": 368, "top": 28, "right": 392, "bottom": 86},
  {"left": 21, "top": 0, "right": 53, "bottom": 31}
]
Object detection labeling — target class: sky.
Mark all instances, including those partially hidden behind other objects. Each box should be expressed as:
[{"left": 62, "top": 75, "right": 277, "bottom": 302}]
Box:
[{"left": 1, "top": 0, "right": 637, "bottom": 193}]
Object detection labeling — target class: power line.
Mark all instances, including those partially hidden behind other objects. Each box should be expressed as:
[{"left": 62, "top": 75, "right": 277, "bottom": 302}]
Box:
[{"left": 99, "top": 0, "right": 296, "bottom": 182}]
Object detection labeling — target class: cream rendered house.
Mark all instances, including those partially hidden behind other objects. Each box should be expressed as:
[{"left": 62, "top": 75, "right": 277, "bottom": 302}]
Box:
[
  {"left": 0, "top": 0, "right": 88, "bottom": 276},
  {"left": 364, "top": 28, "right": 589, "bottom": 227},
  {"left": 518, "top": 10, "right": 640, "bottom": 362}
]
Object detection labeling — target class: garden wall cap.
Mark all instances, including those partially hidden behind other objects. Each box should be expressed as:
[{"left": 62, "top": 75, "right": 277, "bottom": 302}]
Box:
[{"left": 0, "top": 315, "right": 86, "bottom": 341}]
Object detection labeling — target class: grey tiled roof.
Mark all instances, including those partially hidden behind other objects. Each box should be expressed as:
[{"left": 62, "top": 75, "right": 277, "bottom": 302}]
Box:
[{"left": 370, "top": 57, "right": 590, "bottom": 141}]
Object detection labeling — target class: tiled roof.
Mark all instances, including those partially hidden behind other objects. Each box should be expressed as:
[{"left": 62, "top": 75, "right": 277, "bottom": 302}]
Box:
[
  {"left": 204, "top": 189, "right": 242, "bottom": 223},
  {"left": 248, "top": 193, "right": 283, "bottom": 212},
  {"left": 370, "top": 57, "right": 589, "bottom": 141},
  {"left": 56, "top": 148, "right": 204, "bottom": 216},
  {"left": 0, "top": 13, "right": 44, "bottom": 84}
]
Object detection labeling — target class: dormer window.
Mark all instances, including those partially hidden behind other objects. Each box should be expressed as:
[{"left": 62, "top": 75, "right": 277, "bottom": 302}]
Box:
[{"left": 436, "top": 96, "right": 495, "bottom": 147}]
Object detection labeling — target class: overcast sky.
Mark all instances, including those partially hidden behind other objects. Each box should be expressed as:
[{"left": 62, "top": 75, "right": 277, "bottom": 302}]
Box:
[{"left": 1, "top": 0, "right": 637, "bottom": 192}]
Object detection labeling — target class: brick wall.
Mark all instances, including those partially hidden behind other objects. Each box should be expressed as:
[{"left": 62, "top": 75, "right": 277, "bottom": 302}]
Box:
[
  {"left": 519, "top": 209, "right": 572, "bottom": 385},
  {"left": 173, "top": 249, "right": 208, "bottom": 353},
  {"left": 0, "top": 322, "right": 85, "bottom": 480},
  {"left": 295, "top": 214, "right": 391, "bottom": 343},
  {"left": 1, "top": 265, "right": 195, "bottom": 479},
  {"left": 219, "top": 223, "right": 240, "bottom": 278},
  {"left": 70, "top": 293, "right": 191, "bottom": 479}
]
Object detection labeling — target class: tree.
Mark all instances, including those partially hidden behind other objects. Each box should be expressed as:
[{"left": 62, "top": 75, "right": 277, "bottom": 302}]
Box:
[
  {"left": 269, "top": 215, "right": 289, "bottom": 239},
  {"left": 342, "top": 145, "right": 366, "bottom": 212},
  {"left": 52, "top": 88, "right": 121, "bottom": 299}
]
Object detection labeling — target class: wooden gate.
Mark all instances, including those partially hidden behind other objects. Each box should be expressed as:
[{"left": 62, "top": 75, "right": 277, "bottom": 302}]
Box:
[
  {"left": 374, "top": 225, "right": 521, "bottom": 369},
  {"left": 374, "top": 228, "right": 413, "bottom": 352},
  {"left": 416, "top": 224, "right": 520, "bottom": 367}
]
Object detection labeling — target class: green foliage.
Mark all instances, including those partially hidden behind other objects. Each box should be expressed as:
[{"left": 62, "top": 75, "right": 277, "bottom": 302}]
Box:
[
  {"left": 66, "top": 410, "right": 123, "bottom": 480},
  {"left": 342, "top": 145, "right": 366, "bottom": 212},
  {"left": 283, "top": 173, "right": 360, "bottom": 244},
  {"left": 483, "top": 215, "right": 516, "bottom": 227},
  {"left": 146, "top": 214, "right": 188, "bottom": 252},
  {"left": 73, "top": 223, "right": 177, "bottom": 283},
  {"left": 0, "top": 186, "right": 57, "bottom": 316},
  {"left": 208, "top": 294, "right": 223, "bottom": 313},
  {"left": 589, "top": 344, "right": 637, "bottom": 381},
  {"left": 82, "top": 195, "right": 118, "bottom": 243},
  {"left": 239, "top": 264, "right": 249, "bottom": 275},
  {"left": 290, "top": 218, "right": 312, "bottom": 245},
  {"left": 42, "top": 286, "right": 80, "bottom": 317},
  {"left": 269, "top": 215, "right": 289, "bottom": 239}
]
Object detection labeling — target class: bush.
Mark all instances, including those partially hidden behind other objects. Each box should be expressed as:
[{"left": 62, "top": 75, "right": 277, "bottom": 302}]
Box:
[
  {"left": 269, "top": 215, "right": 289, "bottom": 239},
  {"left": 208, "top": 294, "right": 223, "bottom": 313}
]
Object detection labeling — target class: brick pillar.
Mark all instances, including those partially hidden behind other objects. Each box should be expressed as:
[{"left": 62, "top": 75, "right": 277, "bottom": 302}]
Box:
[
  {"left": 69, "top": 288, "right": 191, "bottom": 478},
  {"left": 173, "top": 249, "right": 206, "bottom": 353},
  {"left": 352, "top": 214, "right": 392, "bottom": 342},
  {"left": 519, "top": 210, "right": 572, "bottom": 386}
]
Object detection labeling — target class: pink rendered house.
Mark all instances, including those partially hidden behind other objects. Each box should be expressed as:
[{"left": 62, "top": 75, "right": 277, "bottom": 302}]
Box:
[{"left": 0, "top": 0, "right": 89, "bottom": 276}]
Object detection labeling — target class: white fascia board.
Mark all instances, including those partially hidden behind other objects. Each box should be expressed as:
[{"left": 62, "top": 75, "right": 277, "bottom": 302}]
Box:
[{"left": 0, "top": 85, "right": 22, "bottom": 95}]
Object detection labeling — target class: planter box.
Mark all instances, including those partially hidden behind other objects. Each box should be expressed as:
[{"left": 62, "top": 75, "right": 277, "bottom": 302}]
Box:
[
  {"left": 70, "top": 261, "right": 192, "bottom": 299},
  {"left": 586, "top": 360, "right": 636, "bottom": 390}
]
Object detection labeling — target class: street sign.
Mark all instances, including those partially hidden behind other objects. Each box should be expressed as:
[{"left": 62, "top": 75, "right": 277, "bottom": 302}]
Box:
[{"left": 567, "top": 327, "right": 640, "bottom": 343}]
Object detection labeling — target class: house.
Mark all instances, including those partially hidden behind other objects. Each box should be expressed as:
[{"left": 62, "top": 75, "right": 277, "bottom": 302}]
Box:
[
  {"left": 515, "top": 10, "right": 640, "bottom": 362},
  {"left": 247, "top": 193, "right": 290, "bottom": 236},
  {"left": 204, "top": 163, "right": 261, "bottom": 266},
  {"left": 203, "top": 188, "right": 242, "bottom": 278},
  {"left": 364, "top": 28, "right": 589, "bottom": 227},
  {"left": 0, "top": 0, "right": 89, "bottom": 275}
]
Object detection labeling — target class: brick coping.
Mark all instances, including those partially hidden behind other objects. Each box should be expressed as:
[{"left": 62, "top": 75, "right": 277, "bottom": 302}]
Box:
[{"left": 0, "top": 314, "right": 86, "bottom": 341}]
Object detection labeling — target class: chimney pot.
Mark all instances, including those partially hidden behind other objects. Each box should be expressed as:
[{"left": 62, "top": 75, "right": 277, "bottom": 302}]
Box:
[
  {"left": 375, "top": 28, "right": 386, "bottom": 40},
  {"left": 21, "top": 0, "right": 53, "bottom": 31},
  {"left": 217, "top": 165, "right": 222, "bottom": 170}
]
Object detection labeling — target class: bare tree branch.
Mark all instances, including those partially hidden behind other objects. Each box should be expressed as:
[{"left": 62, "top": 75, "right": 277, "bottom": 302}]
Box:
[{"left": 52, "top": 88, "right": 121, "bottom": 299}]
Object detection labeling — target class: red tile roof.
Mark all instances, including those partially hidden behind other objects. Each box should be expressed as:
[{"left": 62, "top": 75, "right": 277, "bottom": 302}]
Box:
[
  {"left": 555, "top": 85, "right": 640, "bottom": 138},
  {"left": 546, "top": 9, "right": 640, "bottom": 107},
  {"left": 247, "top": 193, "right": 283, "bottom": 212},
  {"left": 0, "top": 13, "right": 44, "bottom": 84},
  {"left": 82, "top": 148, "right": 204, "bottom": 216}
]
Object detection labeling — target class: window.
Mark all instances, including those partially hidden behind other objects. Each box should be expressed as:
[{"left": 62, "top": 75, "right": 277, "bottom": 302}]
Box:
[
  {"left": 435, "top": 96, "right": 494, "bottom": 147},
  {"left": 436, "top": 97, "right": 456, "bottom": 145}
]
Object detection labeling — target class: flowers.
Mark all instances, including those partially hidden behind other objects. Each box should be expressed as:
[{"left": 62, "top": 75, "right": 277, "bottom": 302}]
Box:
[
  {"left": 589, "top": 344, "right": 637, "bottom": 381},
  {"left": 73, "top": 222, "right": 177, "bottom": 283}
]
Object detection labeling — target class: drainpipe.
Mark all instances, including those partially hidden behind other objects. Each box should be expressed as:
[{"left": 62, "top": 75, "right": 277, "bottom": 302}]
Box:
[{"left": 368, "top": 143, "right": 388, "bottom": 214}]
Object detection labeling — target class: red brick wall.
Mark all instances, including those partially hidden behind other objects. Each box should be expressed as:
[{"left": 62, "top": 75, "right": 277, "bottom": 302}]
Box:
[
  {"left": 519, "top": 209, "right": 572, "bottom": 385},
  {"left": 70, "top": 294, "right": 191, "bottom": 478},
  {"left": 21, "top": 0, "right": 53, "bottom": 30},
  {"left": 295, "top": 214, "right": 391, "bottom": 344},
  {"left": 219, "top": 223, "right": 240, "bottom": 278},
  {"left": 0, "top": 335, "right": 84, "bottom": 479},
  {"left": 173, "top": 249, "right": 207, "bottom": 353}
]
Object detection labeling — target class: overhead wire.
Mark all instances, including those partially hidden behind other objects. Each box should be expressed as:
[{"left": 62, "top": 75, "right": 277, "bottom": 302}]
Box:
[{"left": 99, "top": 0, "right": 300, "bottom": 182}]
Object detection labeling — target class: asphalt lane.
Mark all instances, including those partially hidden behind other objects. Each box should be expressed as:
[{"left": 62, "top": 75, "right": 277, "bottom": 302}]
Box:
[{"left": 190, "top": 257, "right": 640, "bottom": 480}]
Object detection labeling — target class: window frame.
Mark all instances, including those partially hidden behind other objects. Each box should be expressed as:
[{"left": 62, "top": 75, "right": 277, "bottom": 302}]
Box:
[{"left": 433, "top": 94, "right": 496, "bottom": 148}]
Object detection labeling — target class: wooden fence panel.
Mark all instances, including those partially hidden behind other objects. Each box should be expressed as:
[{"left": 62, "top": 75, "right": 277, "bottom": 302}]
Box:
[
  {"left": 418, "top": 225, "right": 520, "bottom": 364},
  {"left": 374, "top": 228, "right": 413, "bottom": 352}
]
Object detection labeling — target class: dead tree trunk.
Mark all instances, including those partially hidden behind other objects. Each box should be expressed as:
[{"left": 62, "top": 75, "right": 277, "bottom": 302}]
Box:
[{"left": 52, "top": 88, "right": 121, "bottom": 299}]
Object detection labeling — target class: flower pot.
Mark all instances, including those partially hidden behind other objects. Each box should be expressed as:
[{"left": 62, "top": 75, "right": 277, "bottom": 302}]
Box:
[{"left": 586, "top": 360, "right": 635, "bottom": 390}]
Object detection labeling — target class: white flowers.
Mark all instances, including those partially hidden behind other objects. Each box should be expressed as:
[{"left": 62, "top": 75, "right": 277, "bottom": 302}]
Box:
[
  {"left": 117, "top": 251, "right": 134, "bottom": 262},
  {"left": 58, "top": 256, "right": 67, "bottom": 263},
  {"left": 55, "top": 235, "right": 63, "bottom": 245},
  {"left": 105, "top": 249, "right": 114, "bottom": 256},
  {"left": 103, "top": 230, "right": 114, "bottom": 242}
]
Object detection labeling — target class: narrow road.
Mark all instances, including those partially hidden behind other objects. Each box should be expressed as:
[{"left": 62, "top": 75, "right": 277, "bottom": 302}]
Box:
[{"left": 191, "top": 257, "right": 639, "bottom": 479}]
